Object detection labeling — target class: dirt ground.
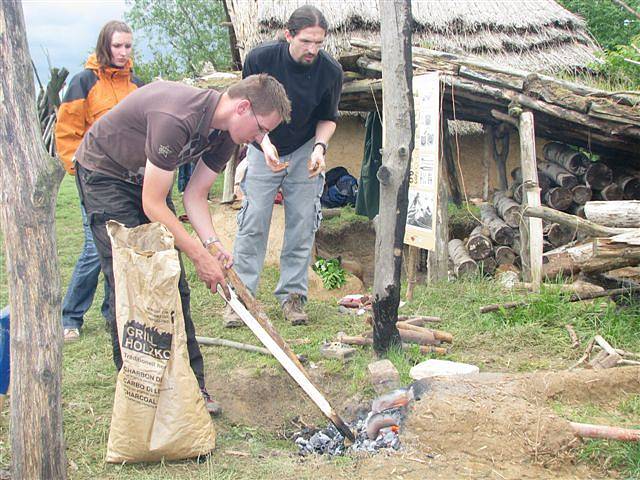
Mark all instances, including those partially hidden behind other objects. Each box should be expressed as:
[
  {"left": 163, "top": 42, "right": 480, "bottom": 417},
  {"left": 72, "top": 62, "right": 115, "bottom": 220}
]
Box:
[
  {"left": 206, "top": 358, "right": 639, "bottom": 479},
  {"left": 207, "top": 202, "right": 637, "bottom": 478}
]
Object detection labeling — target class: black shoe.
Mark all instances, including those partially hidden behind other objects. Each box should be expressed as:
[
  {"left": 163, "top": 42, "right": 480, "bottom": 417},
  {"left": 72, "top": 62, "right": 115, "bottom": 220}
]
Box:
[{"left": 201, "top": 388, "right": 222, "bottom": 416}]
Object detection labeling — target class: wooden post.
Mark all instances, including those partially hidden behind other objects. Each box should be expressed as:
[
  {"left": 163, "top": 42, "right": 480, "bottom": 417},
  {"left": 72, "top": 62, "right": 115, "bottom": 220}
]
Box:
[
  {"left": 222, "top": 144, "right": 239, "bottom": 203},
  {"left": 373, "top": 0, "right": 413, "bottom": 355},
  {"left": 0, "top": 2, "right": 67, "bottom": 478},
  {"left": 493, "top": 123, "right": 510, "bottom": 191},
  {"left": 518, "top": 111, "right": 543, "bottom": 290},
  {"left": 405, "top": 246, "right": 419, "bottom": 301},
  {"left": 482, "top": 125, "right": 492, "bottom": 201},
  {"left": 427, "top": 139, "right": 449, "bottom": 283},
  {"left": 441, "top": 119, "right": 462, "bottom": 206}
]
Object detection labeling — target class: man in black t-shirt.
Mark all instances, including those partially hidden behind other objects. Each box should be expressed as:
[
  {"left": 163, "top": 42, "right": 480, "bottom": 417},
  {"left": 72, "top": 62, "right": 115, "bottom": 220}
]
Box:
[{"left": 230, "top": 5, "right": 343, "bottom": 326}]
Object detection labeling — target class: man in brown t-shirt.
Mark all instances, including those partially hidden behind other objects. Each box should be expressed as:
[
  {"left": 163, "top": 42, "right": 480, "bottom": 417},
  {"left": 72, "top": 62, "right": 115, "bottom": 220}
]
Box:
[{"left": 74, "top": 74, "right": 291, "bottom": 414}]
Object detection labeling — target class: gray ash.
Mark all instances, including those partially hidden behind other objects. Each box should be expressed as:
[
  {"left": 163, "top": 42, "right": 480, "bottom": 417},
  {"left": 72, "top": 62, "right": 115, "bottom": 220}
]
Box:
[
  {"left": 293, "top": 380, "right": 429, "bottom": 456},
  {"left": 293, "top": 407, "right": 403, "bottom": 456}
]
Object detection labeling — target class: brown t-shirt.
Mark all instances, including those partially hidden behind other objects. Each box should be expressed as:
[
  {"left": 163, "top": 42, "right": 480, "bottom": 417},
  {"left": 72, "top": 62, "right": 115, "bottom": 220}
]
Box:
[{"left": 76, "top": 81, "right": 235, "bottom": 185}]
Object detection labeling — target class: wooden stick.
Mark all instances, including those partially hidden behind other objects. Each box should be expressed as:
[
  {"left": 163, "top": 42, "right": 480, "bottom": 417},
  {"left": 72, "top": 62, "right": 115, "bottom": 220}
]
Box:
[
  {"left": 570, "top": 422, "right": 640, "bottom": 441},
  {"left": 522, "top": 205, "right": 633, "bottom": 237},
  {"left": 398, "top": 315, "right": 442, "bottom": 324},
  {"left": 479, "top": 287, "right": 640, "bottom": 313},
  {"left": 406, "top": 246, "right": 419, "bottom": 301},
  {"left": 196, "top": 335, "right": 270, "bottom": 355},
  {"left": 336, "top": 333, "right": 448, "bottom": 355},
  {"left": 565, "top": 324, "right": 580, "bottom": 349},
  {"left": 618, "top": 359, "right": 640, "bottom": 366},
  {"left": 569, "top": 337, "right": 595, "bottom": 370},
  {"left": 208, "top": 245, "right": 355, "bottom": 442},
  {"left": 397, "top": 326, "right": 440, "bottom": 346},
  {"left": 397, "top": 321, "right": 453, "bottom": 344},
  {"left": 594, "top": 335, "right": 618, "bottom": 356}
]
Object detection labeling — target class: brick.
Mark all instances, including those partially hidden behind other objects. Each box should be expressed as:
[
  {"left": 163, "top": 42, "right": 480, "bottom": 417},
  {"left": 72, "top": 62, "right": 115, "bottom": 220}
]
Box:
[
  {"left": 319, "top": 342, "right": 356, "bottom": 361},
  {"left": 367, "top": 359, "right": 400, "bottom": 394}
]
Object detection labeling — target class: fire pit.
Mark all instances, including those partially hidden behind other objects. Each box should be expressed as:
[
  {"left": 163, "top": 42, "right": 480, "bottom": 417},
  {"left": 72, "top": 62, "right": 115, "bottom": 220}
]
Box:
[{"left": 293, "top": 380, "right": 428, "bottom": 456}]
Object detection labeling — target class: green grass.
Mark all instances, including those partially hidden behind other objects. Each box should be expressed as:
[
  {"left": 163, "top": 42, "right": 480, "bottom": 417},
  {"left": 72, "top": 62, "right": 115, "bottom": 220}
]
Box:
[
  {"left": 552, "top": 396, "right": 640, "bottom": 478},
  {"left": 1, "top": 175, "right": 640, "bottom": 478}
]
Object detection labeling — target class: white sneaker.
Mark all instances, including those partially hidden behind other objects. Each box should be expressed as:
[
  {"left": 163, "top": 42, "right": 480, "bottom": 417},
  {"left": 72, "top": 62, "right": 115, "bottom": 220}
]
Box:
[{"left": 63, "top": 328, "right": 80, "bottom": 343}]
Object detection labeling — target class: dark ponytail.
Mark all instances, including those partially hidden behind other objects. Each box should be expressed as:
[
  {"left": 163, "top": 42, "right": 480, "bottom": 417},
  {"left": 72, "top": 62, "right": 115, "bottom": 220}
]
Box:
[{"left": 285, "top": 5, "right": 328, "bottom": 37}]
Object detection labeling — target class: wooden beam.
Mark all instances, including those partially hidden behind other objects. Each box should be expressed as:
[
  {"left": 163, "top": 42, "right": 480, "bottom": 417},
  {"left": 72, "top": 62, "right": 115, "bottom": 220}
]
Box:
[
  {"left": 428, "top": 132, "right": 449, "bottom": 283},
  {"left": 221, "top": 145, "right": 239, "bottom": 203},
  {"left": 518, "top": 111, "right": 543, "bottom": 290}
]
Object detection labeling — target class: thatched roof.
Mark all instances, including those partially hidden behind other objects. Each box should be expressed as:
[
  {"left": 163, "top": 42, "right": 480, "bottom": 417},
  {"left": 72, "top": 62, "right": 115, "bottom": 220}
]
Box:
[{"left": 225, "top": 0, "right": 601, "bottom": 74}]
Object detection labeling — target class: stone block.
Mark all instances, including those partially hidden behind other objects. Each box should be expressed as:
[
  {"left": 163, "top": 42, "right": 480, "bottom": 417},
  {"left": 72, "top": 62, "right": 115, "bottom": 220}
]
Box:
[{"left": 367, "top": 359, "right": 400, "bottom": 394}]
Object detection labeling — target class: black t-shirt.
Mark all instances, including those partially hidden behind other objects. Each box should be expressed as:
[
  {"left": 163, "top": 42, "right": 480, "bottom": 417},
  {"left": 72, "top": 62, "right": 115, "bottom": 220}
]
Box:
[{"left": 243, "top": 40, "right": 343, "bottom": 156}]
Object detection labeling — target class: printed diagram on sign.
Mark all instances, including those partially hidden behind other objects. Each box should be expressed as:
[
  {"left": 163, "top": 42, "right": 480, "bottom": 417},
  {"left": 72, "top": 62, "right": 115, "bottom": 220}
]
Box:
[
  {"left": 407, "top": 190, "right": 433, "bottom": 230},
  {"left": 405, "top": 72, "right": 440, "bottom": 250},
  {"left": 418, "top": 157, "right": 435, "bottom": 187}
]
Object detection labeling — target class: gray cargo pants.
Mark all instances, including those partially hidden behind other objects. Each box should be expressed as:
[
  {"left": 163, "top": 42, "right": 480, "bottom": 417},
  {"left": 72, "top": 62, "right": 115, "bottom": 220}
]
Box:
[{"left": 233, "top": 138, "right": 324, "bottom": 305}]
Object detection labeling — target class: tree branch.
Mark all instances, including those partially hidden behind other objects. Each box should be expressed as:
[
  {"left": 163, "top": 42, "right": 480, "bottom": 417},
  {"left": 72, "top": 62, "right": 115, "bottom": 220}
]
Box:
[{"left": 611, "top": 0, "right": 640, "bottom": 21}]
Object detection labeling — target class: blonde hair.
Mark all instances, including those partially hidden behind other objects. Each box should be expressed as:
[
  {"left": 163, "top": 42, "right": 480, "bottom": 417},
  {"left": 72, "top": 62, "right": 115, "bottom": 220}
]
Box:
[{"left": 227, "top": 74, "right": 291, "bottom": 123}]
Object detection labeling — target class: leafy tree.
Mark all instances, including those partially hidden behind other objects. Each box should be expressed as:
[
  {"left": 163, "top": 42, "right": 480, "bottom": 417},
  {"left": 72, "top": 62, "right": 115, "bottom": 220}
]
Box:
[
  {"left": 125, "top": 0, "right": 232, "bottom": 82},
  {"left": 558, "top": 0, "right": 640, "bottom": 49},
  {"left": 559, "top": 0, "right": 640, "bottom": 87}
]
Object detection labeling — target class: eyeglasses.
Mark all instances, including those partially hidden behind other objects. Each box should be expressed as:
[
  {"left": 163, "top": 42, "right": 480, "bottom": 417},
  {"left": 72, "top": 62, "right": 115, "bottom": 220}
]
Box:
[{"left": 249, "top": 101, "right": 269, "bottom": 136}]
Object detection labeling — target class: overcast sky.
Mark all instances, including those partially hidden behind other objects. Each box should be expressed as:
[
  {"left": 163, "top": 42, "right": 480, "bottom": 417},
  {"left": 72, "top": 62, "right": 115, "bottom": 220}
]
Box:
[{"left": 22, "top": 0, "right": 142, "bottom": 86}]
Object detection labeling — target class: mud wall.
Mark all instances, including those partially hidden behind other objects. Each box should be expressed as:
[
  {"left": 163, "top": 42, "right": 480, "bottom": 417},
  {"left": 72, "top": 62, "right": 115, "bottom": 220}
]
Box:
[{"left": 331, "top": 118, "right": 549, "bottom": 198}]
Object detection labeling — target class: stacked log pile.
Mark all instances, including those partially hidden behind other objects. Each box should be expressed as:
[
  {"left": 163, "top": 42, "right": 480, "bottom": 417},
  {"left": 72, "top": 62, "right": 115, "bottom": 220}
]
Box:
[{"left": 339, "top": 40, "right": 640, "bottom": 162}]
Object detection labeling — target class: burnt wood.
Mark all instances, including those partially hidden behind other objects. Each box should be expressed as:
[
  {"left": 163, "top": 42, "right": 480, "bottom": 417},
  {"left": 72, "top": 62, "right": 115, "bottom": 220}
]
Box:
[
  {"left": 537, "top": 159, "right": 579, "bottom": 189},
  {"left": 448, "top": 239, "right": 478, "bottom": 277},
  {"left": 582, "top": 163, "right": 613, "bottom": 190},
  {"left": 542, "top": 141, "right": 589, "bottom": 175},
  {"left": 493, "top": 190, "right": 520, "bottom": 228},
  {"left": 372, "top": 0, "right": 412, "bottom": 355},
  {"left": 480, "top": 203, "right": 515, "bottom": 245},
  {"left": 466, "top": 225, "right": 493, "bottom": 260}
]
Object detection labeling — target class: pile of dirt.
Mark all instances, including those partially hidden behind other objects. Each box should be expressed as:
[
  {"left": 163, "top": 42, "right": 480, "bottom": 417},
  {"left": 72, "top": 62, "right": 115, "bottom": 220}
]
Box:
[{"left": 206, "top": 360, "right": 640, "bottom": 479}]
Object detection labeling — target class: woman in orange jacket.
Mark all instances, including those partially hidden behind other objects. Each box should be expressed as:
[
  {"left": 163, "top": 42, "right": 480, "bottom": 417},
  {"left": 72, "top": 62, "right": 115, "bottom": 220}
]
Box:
[{"left": 55, "top": 20, "right": 144, "bottom": 342}]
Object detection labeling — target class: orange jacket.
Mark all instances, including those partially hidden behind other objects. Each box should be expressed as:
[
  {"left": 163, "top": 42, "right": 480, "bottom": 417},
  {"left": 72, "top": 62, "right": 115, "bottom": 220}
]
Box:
[{"left": 55, "top": 53, "right": 143, "bottom": 174}]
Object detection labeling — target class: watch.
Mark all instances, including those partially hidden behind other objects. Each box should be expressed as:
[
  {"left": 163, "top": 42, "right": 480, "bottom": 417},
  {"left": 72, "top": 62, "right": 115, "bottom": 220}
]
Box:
[
  {"left": 203, "top": 236, "right": 220, "bottom": 249},
  {"left": 313, "top": 141, "right": 327, "bottom": 156}
]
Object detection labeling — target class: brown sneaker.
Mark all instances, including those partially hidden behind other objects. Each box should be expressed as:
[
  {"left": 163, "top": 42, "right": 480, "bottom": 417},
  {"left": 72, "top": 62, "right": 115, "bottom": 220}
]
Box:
[
  {"left": 201, "top": 388, "right": 222, "bottom": 416},
  {"left": 222, "top": 304, "right": 243, "bottom": 328},
  {"left": 282, "top": 294, "right": 308, "bottom": 325}
]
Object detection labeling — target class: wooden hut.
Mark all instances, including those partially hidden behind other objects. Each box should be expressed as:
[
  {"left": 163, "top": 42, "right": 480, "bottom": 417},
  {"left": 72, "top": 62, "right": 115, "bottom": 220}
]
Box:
[{"left": 223, "top": 0, "right": 603, "bottom": 197}]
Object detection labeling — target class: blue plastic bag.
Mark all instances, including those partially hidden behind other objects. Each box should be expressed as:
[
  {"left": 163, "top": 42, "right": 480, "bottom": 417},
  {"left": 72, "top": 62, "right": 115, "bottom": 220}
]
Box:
[{"left": 0, "top": 307, "right": 9, "bottom": 395}]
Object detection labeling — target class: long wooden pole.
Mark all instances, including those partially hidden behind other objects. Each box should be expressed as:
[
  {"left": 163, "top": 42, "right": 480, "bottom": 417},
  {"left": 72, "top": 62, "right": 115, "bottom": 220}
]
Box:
[
  {"left": 518, "top": 111, "right": 543, "bottom": 290},
  {"left": 373, "top": 0, "right": 413, "bottom": 354},
  {"left": 0, "top": 2, "right": 67, "bottom": 478},
  {"left": 479, "top": 286, "right": 640, "bottom": 313}
]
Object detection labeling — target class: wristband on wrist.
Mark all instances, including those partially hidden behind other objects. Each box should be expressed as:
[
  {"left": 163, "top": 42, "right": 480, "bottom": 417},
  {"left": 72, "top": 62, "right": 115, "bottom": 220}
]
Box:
[
  {"left": 313, "top": 141, "right": 327, "bottom": 156},
  {"left": 203, "top": 236, "right": 220, "bottom": 249}
]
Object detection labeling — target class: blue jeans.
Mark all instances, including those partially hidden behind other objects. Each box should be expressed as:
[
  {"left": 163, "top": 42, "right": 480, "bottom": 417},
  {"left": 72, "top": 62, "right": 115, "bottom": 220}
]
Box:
[
  {"left": 233, "top": 138, "right": 324, "bottom": 305},
  {"left": 61, "top": 202, "right": 110, "bottom": 330}
]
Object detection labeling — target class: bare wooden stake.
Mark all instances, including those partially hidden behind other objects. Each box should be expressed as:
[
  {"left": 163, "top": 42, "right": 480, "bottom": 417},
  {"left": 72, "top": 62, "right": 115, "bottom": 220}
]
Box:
[
  {"left": 406, "top": 246, "right": 419, "bottom": 301},
  {"left": 570, "top": 422, "right": 640, "bottom": 442},
  {"left": 565, "top": 324, "right": 580, "bottom": 349}
]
